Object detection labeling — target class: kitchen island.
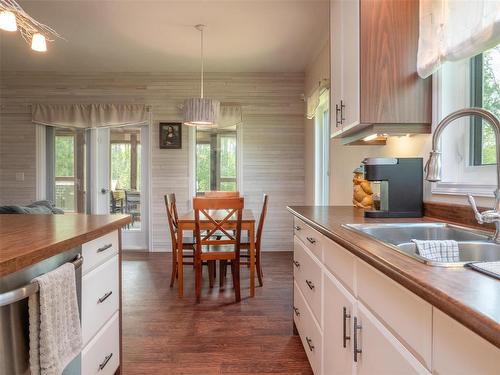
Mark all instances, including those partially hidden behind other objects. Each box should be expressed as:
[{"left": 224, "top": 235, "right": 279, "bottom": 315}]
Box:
[
  {"left": 288, "top": 205, "right": 500, "bottom": 375},
  {"left": 0, "top": 213, "right": 130, "bottom": 375}
]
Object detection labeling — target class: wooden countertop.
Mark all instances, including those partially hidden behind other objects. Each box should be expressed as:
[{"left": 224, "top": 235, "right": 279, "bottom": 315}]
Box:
[
  {"left": 0, "top": 214, "right": 131, "bottom": 277},
  {"left": 287, "top": 206, "right": 500, "bottom": 349}
]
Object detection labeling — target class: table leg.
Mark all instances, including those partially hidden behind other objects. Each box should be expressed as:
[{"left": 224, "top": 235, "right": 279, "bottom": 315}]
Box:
[
  {"left": 177, "top": 222, "right": 184, "bottom": 297},
  {"left": 249, "top": 223, "right": 255, "bottom": 297}
]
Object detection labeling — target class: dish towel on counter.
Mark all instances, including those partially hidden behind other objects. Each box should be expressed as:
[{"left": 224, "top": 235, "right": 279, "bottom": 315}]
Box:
[
  {"left": 411, "top": 239, "right": 460, "bottom": 263},
  {"left": 28, "top": 262, "right": 82, "bottom": 375}
]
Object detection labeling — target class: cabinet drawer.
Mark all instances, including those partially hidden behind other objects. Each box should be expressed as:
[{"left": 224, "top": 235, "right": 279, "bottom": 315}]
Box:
[
  {"left": 432, "top": 308, "right": 500, "bottom": 374},
  {"left": 82, "top": 255, "right": 119, "bottom": 345},
  {"left": 293, "top": 237, "right": 323, "bottom": 326},
  {"left": 356, "top": 260, "right": 432, "bottom": 369},
  {"left": 82, "top": 311, "right": 120, "bottom": 375},
  {"left": 294, "top": 217, "right": 323, "bottom": 261},
  {"left": 82, "top": 230, "right": 119, "bottom": 274},
  {"left": 294, "top": 282, "right": 323, "bottom": 375},
  {"left": 323, "top": 237, "right": 356, "bottom": 294}
]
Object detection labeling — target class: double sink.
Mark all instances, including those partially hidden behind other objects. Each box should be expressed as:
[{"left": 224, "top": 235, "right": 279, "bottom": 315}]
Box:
[{"left": 343, "top": 223, "right": 500, "bottom": 267}]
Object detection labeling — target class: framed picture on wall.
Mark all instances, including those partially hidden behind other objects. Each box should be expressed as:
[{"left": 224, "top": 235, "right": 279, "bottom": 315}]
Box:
[{"left": 159, "top": 122, "right": 182, "bottom": 149}]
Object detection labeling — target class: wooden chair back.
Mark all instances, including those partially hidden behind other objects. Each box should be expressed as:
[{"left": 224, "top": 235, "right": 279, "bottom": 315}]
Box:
[
  {"left": 204, "top": 191, "right": 240, "bottom": 198},
  {"left": 164, "top": 193, "right": 178, "bottom": 248},
  {"left": 256, "top": 194, "right": 269, "bottom": 249},
  {"left": 193, "top": 197, "right": 244, "bottom": 252}
]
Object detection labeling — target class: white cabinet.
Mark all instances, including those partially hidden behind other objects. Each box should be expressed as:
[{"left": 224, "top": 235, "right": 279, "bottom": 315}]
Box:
[
  {"left": 323, "top": 271, "right": 356, "bottom": 375},
  {"left": 355, "top": 303, "right": 430, "bottom": 375},
  {"left": 329, "top": 0, "right": 432, "bottom": 141},
  {"left": 81, "top": 230, "right": 121, "bottom": 375},
  {"left": 432, "top": 308, "right": 500, "bottom": 375},
  {"left": 291, "top": 218, "right": 500, "bottom": 375}
]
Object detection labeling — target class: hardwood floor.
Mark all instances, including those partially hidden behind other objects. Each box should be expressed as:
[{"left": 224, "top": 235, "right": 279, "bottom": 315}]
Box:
[{"left": 121, "top": 251, "right": 313, "bottom": 375}]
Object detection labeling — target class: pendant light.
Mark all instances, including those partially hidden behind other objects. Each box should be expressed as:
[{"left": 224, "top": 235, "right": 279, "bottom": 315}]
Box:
[{"left": 183, "top": 24, "right": 220, "bottom": 128}]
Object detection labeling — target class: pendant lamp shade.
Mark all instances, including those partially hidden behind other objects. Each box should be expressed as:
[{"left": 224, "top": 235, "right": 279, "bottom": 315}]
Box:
[{"left": 183, "top": 97, "right": 220, "bottom": 127}]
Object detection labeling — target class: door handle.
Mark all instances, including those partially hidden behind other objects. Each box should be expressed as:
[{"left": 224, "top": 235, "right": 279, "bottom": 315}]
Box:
[
  {"left": 353, "top": 316, "right": 362, "bottom": 362},
  {"left": 305, "top": 279, "right": 315, "bottom": 290},
  {"left": 340, "top": 100, "right": 346, "bottom": 124},
  {"left": 97, "top": 291, "right": 113, "bottom": 304},
  {"left": 306, "top": 336, "right": 315, "bottom": 352},
  {"left": 343, "top": 306, "right": 351, "bottom": 348},
  {"left": 101, "top": 188, "right": 109, "bottom": 194},
  {"left": 306, "top": 237, "right": 316, "bottom": 245},
  {"left": 99, "top": 353, "right": 113, "bottom": 371}
]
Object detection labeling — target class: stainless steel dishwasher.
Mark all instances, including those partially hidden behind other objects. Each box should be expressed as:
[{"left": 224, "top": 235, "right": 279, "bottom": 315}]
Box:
[{"left": 0, "top": 247, "right": 83, "bottom": 375}]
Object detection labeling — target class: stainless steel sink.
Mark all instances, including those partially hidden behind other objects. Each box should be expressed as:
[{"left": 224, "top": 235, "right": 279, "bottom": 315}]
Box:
[{"left": 343, "top": 223, "right": 500, "bottom": 267}]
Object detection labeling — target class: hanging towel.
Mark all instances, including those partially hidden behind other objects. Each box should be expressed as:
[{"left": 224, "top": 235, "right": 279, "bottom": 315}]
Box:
[
  {"left": 28, "top": 263, "right": 82, "bottom": 375},
  {"left": 411, "top": 239, "right": 460, "bottom": 263}
]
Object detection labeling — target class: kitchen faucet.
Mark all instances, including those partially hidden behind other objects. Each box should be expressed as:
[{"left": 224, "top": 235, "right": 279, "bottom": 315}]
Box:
[{"left": 425, "top": 108, "right": 500, "bottom": 243}]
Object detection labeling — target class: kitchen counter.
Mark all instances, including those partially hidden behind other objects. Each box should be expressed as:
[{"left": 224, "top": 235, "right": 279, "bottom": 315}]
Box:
[
  {"left": 0, "top": 214, "right": 131, "bottom": 277},
  {"left": 287, "top": 205, "right": 500, "bottom": 349}
]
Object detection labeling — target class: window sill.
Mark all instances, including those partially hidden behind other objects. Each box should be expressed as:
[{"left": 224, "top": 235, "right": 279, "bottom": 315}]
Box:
[{"left": 431, "top": 182, "right": 496, "bottom": 197}]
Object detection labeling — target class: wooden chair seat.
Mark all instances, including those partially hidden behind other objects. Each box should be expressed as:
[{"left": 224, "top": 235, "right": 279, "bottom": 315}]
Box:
[{"left": 201, "top": 245, "right": 238, "bottom": 259}]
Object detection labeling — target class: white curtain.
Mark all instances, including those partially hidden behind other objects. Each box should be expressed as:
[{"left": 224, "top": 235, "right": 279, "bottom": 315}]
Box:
[
  {"left": 32, "top": 104, "right": 149, "bottom": 128},
  {"left": 417, "top": 0, "right": 500, "bottom": 78},
  {"left": 306, "top": 79, "right": 330, "bottom": 119}
]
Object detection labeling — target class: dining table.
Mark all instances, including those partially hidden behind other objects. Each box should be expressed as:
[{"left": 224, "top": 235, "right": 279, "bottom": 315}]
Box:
[{"left": 177, "top": 209, "right": 256, "bottom": 298}]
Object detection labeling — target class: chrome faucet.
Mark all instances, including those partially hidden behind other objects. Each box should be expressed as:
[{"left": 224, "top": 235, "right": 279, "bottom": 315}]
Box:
[{"left": 425, "top": 108, "right": 500, "bottom": 243}]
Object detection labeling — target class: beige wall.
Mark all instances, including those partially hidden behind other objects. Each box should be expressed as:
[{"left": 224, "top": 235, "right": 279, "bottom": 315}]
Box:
[
  {"left": 304, "top": 41, "right": 330, "bottom": 205},
  {"left": 0, "top": 72, "right": 305, "bottom": 251}
]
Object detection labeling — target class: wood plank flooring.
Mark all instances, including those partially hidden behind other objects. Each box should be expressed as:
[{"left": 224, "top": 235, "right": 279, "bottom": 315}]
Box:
[{"left": 122, "top": 251, "right": 313, "bottom": 375}]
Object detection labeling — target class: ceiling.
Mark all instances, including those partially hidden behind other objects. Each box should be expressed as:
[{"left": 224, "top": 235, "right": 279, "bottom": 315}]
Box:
[{"left": 0, "top": 0, "right": 329, "bottom": 72}]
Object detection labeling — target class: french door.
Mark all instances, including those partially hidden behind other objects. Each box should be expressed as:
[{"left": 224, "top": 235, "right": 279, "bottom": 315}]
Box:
[{"left": 91, "top": 125, "right": 150, "bottom": 250}]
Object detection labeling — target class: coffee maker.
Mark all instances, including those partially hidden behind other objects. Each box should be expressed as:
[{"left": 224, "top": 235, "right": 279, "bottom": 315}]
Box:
[{"left": 363, "top": 157, "right": 423, "bottom": 218}]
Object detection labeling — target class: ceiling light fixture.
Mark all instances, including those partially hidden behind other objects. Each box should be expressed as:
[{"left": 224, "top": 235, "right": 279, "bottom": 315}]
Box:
[
  {"left": 0, "top": 10, "right": 16, "bottom": 31},
  {"left": 0, "top": 0, "right": 64, "bottom": 52},
  {"left": 183, "top": 24, "right": 220, "bottom": 128}
]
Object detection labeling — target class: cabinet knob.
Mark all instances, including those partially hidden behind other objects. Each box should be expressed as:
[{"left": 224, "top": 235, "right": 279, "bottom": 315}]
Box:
[
  {"left": 306, "top": 237, "right": 316, "bottom": 245},
  {"left": 292, "top": 260, "right": 300, "bottom": 269},
  {"left": 294, "top": 225, "right": 301, "bottom": 231},
  {"left": 305, "top": 279, "right": 315, "bottom": 290},
  {"left": 293, "top": 306, "right": 300, "bottom": 317}
]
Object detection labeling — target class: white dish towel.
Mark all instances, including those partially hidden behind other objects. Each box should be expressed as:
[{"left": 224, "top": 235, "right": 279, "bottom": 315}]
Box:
[
  {"left": 411, "top": 239, "right": 460, "bottom": 263},
  {"left": 28, "top": 262, "right": 83, "bottom": 375}
]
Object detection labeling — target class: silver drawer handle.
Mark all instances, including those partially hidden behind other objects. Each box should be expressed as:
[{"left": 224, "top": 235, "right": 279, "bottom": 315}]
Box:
[
  {"left": 343, "top": 306, "right": 351, "bottom": 348},
  {"left": 305, "top": 280, "right": 315, "bottom": 290},
  {"left": 97, "top": 243, "right": 113, "bottom": 253},
  {"left": 292, "top": 260, "right": 300, "bottom": 268},
  {"left": 306, "top": 237, "right": 316, "bottom": 244},
  {"left": 353, "top": 317, "right": 362, "bottom": 362},
  {"left": 293, "top": 306, "right": 300, "bottom": 317},
  {"left": 306, "top": 336, "right": 315, "bottom": 352},
  {"left": 97, "top": 291, "right": 113, "bottom": 304},
  {"left": 294, "top": 225, "right": 301, "bottom": 231},
  {"left": 99, "top": 353, "right": 113, "bottom": 371}
]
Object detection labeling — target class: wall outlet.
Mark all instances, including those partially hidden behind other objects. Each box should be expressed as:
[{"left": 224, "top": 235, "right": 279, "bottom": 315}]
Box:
[{"left": 15, "top": 172, "right": 25, "bottom": 182}]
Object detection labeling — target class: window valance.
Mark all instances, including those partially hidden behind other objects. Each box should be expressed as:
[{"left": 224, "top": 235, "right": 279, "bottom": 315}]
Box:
[
  {"left": 32, "top": 104, "right": 149, "bottom": 128},
  {"left": 417, "top": 0, "right": 500, "bottom": 78}
]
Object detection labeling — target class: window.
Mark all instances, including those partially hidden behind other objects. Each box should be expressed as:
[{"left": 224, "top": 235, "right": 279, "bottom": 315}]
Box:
[
  {"left": 54, "top": 131, "right": 76, "bottom": 212},
  {"left": 470, "top": 45, "right": 500, "bottom": 166},
  {"left": 195, "top": 128, "right": 237, "bottom": 194},
  {"left": 314, "top": 90, "right": 330, "bottom": 205}
]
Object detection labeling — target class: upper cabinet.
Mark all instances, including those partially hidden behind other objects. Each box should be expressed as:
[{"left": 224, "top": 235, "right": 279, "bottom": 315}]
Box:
[{"left": 330, "top": 0, "right": 432, "bottom": 143}]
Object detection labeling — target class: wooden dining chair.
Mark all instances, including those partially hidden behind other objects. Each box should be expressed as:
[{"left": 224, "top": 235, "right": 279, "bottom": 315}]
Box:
[
  {"left": 193, "top": 197, "right": 244, "bottom": 302},
  {"left": 204, "top": 191, "right": 240, "bottom": 198},
  {"left": 164, "top": 193, "right": 196, "bottom": 287}
]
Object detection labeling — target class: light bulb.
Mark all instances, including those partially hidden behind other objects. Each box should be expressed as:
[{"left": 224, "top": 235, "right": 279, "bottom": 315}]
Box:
[
  {"left": 31, "top": 33, "right": 47, "bottom": 52},
  {"left": 0, "top": 11, "right": 17, "bottom": 32}
]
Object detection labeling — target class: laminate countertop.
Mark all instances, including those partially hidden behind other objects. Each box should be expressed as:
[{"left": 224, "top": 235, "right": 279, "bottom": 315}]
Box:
[
  {"left": 287, "top": 206, "right": 500, "bottom": 349},
  {"left": 0, "top": 214, "right": 131, "bottom": 277}
]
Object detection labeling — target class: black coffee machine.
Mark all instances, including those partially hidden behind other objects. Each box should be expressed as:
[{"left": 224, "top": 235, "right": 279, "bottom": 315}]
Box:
[{"left": 363, "top": 157, "right": 423, "bottom": 218}]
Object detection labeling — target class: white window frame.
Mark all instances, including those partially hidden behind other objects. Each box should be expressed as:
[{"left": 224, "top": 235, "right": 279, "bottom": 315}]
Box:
[
  {"left": 431, "top": 58, "right": 496, "bottom": 198},
  {"left": 314, "top": 90, "right": 330, "bottom": 205}
]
